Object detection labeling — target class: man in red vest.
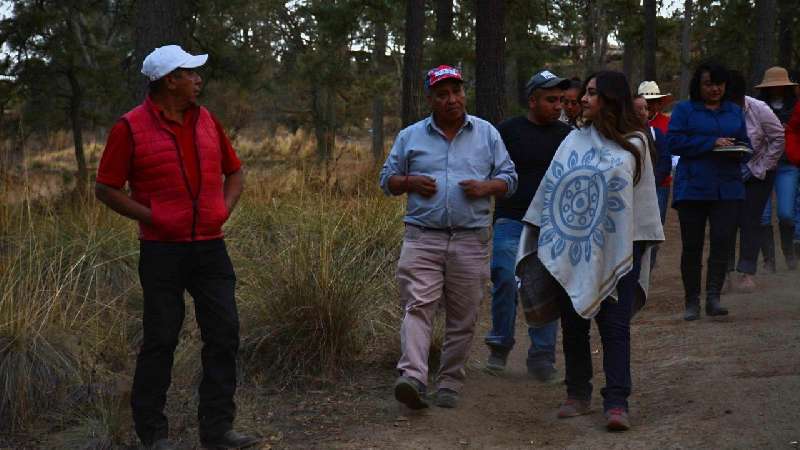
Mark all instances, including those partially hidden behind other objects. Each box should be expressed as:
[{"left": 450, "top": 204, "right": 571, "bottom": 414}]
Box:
[{"left": 95, "top": 45, "right": 258, "bottom": 450}]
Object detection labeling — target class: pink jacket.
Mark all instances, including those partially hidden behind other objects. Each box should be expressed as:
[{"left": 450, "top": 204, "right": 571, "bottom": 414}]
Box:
[{"left": 744, "top": 96, "right": 784, "bottom": 180}]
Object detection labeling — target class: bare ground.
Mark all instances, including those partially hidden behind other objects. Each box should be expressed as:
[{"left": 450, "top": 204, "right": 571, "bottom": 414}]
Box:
[
  {"left": 6, "top": 204, "right": 798, "bottom": 449},
  {"left": 273, "top": 213, "right": 800, "bottom": 450}
]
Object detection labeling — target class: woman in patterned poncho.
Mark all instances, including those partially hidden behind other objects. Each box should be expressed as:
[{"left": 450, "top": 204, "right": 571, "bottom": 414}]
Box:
[{"left": 519, "top": 71, "right": 663, "bottom": 432}]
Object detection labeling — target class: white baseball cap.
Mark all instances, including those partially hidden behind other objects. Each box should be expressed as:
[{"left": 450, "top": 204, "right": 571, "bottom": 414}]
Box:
[{"left": 141, "top": 45, "right": 208, "bottom": 81}]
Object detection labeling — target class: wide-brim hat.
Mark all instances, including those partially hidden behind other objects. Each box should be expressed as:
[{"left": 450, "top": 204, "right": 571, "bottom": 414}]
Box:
[
  {"left": 755, "top": 66, "right": 798, "bottom": 89},
  {"left": 637, "top": 81, "right": 673, "bottom": 103}
]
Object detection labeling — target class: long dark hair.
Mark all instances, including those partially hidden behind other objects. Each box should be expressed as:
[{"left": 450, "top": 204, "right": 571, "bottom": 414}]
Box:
[
  {"left": 727, "top": 70, "right": 747, "bottom": 105},
  {"left": 582, "top": 71, "right": 654, "bottom": 184}
]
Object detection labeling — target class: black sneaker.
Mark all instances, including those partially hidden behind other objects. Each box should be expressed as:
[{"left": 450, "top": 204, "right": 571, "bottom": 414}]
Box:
[
  {"left": 200, "top": 430, "right": 261, "bottom": 449},
  {"left": 485, "top": 348, "right": 509, "bottom": 372},
  {"left": 433, "top": 388, "right": 459, "bottom": 408},
  {"left": 393, "top": 376, "right": 429, "bottom": 410},
  {"left": 528, "top": 364, "right": 559, "bottom": 384}
]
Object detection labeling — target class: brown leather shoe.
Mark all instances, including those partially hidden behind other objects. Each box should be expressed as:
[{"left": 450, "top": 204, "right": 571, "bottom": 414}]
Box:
[
  {"left": 605, "top": 407, "right": 631, "bottom": 431},
  {"left": 557, "top": 398, "right": 592, "bottom": 418}
]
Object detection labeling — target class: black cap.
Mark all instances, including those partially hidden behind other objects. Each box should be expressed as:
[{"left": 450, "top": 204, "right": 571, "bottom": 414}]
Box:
[{"left": 525, "top": 70, "right": 570, "bottom": 97}]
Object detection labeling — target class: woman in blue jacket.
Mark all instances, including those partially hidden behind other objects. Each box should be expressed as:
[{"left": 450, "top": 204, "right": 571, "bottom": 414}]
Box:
[{"left": 667, "top": 62, "right": 751, "bottom": 321}]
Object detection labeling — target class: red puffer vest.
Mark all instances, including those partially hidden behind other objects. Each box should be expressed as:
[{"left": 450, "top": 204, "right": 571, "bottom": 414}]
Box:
[{"left": 123, "top": 100, "right": 228, "bottom": 242}]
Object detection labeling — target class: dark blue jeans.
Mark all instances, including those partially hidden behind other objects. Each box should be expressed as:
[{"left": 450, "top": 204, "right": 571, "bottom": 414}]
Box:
[
  {"left": 485, "top": 219, "right": 558, "bottom": 369},
  {"left": 558, "top": 242, "right": 646, "bottom": 412}
]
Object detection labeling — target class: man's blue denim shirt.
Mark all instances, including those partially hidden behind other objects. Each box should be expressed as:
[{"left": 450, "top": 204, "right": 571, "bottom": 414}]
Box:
[{"left": 379, "top": 114, "right": 518, "bottom": 229}]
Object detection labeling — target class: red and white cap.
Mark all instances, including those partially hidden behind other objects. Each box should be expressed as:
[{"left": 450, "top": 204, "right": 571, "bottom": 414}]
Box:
[{"left": 424, "top": 65, "right": 463, "bottom": 91}]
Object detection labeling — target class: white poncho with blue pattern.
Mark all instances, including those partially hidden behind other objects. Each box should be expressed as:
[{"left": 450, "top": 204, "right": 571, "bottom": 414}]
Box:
[{"left": 518, "top": 126, "right": 665, "bottom": 319}]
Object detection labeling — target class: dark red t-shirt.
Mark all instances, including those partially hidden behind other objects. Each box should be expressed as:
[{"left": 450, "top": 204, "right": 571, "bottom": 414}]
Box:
[{"left": 97, "top": 102, "right": 241, "bottom": 194}]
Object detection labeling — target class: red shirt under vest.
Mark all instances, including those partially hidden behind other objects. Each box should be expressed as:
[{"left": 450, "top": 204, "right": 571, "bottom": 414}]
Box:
[{"left": 98, "top": 98, "right": 240, "bottom": 242}]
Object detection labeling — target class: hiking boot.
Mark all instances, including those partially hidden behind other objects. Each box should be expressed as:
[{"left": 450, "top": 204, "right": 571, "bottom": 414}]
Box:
[
  {"left": 393, "top": 376, "right": 429, "bottom": 410},
  {"left": 144, "top": 439, "right": 177, "bottom": 450},
  {"left": 485, "top": 348, "right": 508, "bottom": 372},
  {"left": 684, "top": 297, "right": 700, "bottom": 321},
  {"left": 605, "top": 407, "right": 631, "bottom": 431},
  {"left": 779, "top": 221, "right": 797, "bottom": 270},
  {"left": 200, "top": 430, "right": 261, "bottom": 449},
  {"left": 705, "top": 296, "right": 729, "bottom": 317},
  {"left": 432, "top": 388, "right": 459, "bottom": 408},
  {"left": 528, "top": 364, "right": 559, "bottom": 384},
  {"left": 557, "top": 398, "right": 592, "bottom": 418}
]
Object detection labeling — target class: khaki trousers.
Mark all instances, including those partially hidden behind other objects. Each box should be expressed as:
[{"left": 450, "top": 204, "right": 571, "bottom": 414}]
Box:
[{"left": 396, "top": 224, "right": 490, "bottom": 392}]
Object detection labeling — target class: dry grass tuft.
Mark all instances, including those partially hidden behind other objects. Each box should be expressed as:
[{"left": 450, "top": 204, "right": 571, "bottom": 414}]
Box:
[
  {"left": 46, "top": 388, "right": 130, "bottom": 450},
  {"left": 233, "top": 180, "right": 405, "bottom": 383},
  {"left": 0, "top": 194, "right": 137, "bottom": 431}
]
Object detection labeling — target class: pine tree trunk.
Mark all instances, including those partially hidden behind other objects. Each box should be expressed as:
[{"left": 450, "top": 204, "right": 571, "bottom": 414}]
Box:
[
  {"left": 678, "top": 0, "right": 693, "bottom": 100},
  {"left": 504, "top": 54, "right": 520, "bottom": 110},
  {"left": 67, "top": 69, "right": 88, "bottom": 195},
  {"left": 432, "top": 0, "right": 454, "bottom": 64},
  {"left": 584, "top": 0, "right": 607, "bottom": 76},
  {"left": 623, "top": 41, "right": 636, "bottom": 84},
  {"left": 435, "top": 0, "right": 454, "bottom": 40},
  {"left": 401, "top": 0, "right": 425, "bottom": 127},
  {"left": 475, "top": 0, "right": 506, "bottom": 125},
  {"left": 133, "top": 0, "right": 189, "bottom": 103},
  {"left": 312, "top": 84, "right": 336, "bottom": 163},
  {"left": 777, "top": 0, "right": 795, "bottom": 69},
  {"left": 371, "top": 21, "right": 387, "bottom": 162},
  {"left": 750, "top": 0, "right": 778, "bottom": 90},
  {"left": 643, "top": 0, "right": 657, "bottom": 81},
  {"left": 515, "top": 54, "right": 528, "bottom": 108}
]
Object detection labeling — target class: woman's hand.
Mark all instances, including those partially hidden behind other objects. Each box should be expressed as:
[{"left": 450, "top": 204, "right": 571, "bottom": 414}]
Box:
[{"left": 714, "top": 137, "right": 735, "bottom": 147}]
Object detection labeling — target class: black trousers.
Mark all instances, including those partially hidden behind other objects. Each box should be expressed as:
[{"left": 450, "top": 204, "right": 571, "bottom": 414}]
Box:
[
  {"left": 558, "top": 242, "right": 645, "bottom": 412},
  {"left": 677, "top": 200, "right": 740, "bottom": 300},
  {"left": 729, "top": 171, "right": 776, "bottom": 274},
  {"left": 132, "top": 239, "right": 239, "bottom": 445}
]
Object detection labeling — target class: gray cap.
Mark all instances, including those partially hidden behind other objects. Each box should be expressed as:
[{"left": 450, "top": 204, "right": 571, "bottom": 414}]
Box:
[{"left": 525, "top": 70, "right": 570, "bottom": 97}]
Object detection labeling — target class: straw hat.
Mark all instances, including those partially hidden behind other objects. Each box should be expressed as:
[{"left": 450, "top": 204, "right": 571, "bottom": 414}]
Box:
[
  {"left": 637, "top": 81, "right": 673, "bottom": 103},
  {"left": 755, "top": 66, "right": 798, "bottom": 88}
]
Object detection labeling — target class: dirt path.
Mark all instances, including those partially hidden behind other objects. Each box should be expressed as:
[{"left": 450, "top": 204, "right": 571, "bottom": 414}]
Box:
[{"left": 313, "top": 215, "right": 800, "bottom": 449}]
